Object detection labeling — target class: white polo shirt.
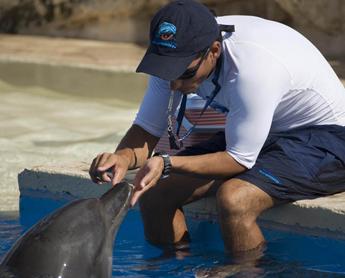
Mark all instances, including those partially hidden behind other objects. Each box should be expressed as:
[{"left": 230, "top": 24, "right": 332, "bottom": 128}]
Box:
[{"left": 134, "top": 15, "right": 345, "bottom": 169}]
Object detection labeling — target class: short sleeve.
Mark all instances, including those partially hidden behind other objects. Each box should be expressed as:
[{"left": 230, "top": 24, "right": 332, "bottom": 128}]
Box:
[
  {"left": 134, "top": 76, "right": 182, "bottom": 137},
  {"left": 225, "top": 43, "right": 292, "bottom": 168}
]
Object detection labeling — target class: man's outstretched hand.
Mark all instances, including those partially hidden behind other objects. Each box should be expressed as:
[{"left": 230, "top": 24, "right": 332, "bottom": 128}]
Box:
[{"left": 89, "top": 152, "right": 130, "bottom": 187}]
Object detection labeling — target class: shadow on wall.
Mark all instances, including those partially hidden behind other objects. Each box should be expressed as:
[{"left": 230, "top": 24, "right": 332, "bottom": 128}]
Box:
[{"left": 0, "top": 0, "right": 345, "bottom": 59}]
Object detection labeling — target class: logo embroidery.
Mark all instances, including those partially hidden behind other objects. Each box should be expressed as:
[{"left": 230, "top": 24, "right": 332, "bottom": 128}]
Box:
[
  {"left": 258, "top": 169, "right": 282, "bottom": 185},
  {"left": 152, "top": 22, "right": 177, "bottom": 49}
]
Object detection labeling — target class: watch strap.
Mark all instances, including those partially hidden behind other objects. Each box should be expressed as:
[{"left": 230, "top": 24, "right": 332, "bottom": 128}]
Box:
[{"left": 153, "top": 151, "right": 172, "bottom": 179}]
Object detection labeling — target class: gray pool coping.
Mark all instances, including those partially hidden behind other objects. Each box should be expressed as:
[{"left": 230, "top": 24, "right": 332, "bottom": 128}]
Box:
[
  {"left": 0, "top": 34, "right": 145, "bottom": 73},
  {"left": 18, "top": 163, "right": 345, "bottom": 240}
]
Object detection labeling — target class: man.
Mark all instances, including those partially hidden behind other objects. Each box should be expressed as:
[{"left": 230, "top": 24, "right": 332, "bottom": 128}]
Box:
[{"left": 89, "top": 0, "right": 345, "bottom": 256}]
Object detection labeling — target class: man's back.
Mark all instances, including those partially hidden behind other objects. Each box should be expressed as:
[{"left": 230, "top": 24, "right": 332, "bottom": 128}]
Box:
[{"left": 217, "top": 15, "right": 345, "bottom": 131}]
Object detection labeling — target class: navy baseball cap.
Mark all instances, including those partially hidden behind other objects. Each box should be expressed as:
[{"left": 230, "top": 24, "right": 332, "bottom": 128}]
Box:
[{"left": 136, "top": 0, "right": 219, "bottom": 81}]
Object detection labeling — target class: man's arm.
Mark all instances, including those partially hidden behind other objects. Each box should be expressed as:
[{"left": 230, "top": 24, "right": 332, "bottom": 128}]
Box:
[
  {"left": 130, "top": 151, "right": 246, "bottom": 206},
  {"left": 171, "top": 151, "right": 246, "bottom": 179},
  {"left": 89, "top": 124, "right": 159, "bottom": 186},
  {"left": 115, "top": 124, "right": 160, "bottom": 169}
]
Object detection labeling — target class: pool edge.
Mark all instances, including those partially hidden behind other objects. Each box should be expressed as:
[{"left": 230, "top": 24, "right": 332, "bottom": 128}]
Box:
[{"left": 18, "top": 163, "right": 345, "bottom": 240}]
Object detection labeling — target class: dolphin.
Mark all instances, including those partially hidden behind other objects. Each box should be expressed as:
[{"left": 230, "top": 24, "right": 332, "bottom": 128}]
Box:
[{"left": 0, "top": 181, "right": 134, "bottom": 278}]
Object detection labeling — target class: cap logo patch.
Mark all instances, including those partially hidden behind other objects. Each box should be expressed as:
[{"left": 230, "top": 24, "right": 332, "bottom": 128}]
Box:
[{"left": 152, "top": 22, "right": 177, "bottom": 49}]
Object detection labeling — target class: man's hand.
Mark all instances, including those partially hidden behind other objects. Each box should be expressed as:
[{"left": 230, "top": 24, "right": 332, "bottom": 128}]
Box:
[
  {"left": 130, "top": 156, "right": 164, "bottom": 207},
  {"left": 89, "top": 152, "right": 130, "bottom": 186}
]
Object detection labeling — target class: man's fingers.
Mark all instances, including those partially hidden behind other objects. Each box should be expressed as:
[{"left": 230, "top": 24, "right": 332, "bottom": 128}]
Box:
[
  {"left": 97, "top": 152, "right": 111, "bottom": 166},
  {"left": 89, "top": 153, "right": 115, "bottom": 184},
  {"left": 132, "top": 159, "right": 162, "bottom": 205},
  {"left": 112, "top": 167, "right": 126, "bottom": 186},
  {"left": 133, "top": 169, "right": 146, "bottom": 189},
  {"left": 89, "top": 152, "right": 130, "bottom": 186},
  {"left": 96, "top": 154, "right": 118, "bottom": 183},
  {"left": 130, "top": 190, "right": 142, "bottom": 207},
  {"left": 97, "top": 153, "right": 115, "bottom": 171},
  {"left": 93, "top": 154, "right": 103, "bottom": 170},
  {"left": 131, "top": 186, "right": 148, "bottom": 207},
  {"left": 139, "top": 174, "right": 151, "bottom": 189},
  {"left": 101, "top": 172, "right": 112, "bottom": 183},
  {"left": 89, "top": 158, "right": 97, "bottom": 181},
  {"left": 139, "top": 169, "right": 160, "bottom": 189},
  {"left": 89, "top": 156, "right": 102, "bottom": 183},
  {"left": 95, "top": 154, "right": 113, "bottom": 183},
  {"left": 130, "top": 178, "right": 157, "bottom": 207}
]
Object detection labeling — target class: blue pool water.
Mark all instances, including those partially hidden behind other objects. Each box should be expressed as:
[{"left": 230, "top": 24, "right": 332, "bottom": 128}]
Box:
[{"left": 1, "top": 194, "right": 345, "bottom": 277}]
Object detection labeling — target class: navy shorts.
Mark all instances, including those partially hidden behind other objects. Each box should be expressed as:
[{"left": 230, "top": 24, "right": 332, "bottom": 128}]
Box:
[{"left": 176, "top": 125, "right": 345, "bottom": 202}]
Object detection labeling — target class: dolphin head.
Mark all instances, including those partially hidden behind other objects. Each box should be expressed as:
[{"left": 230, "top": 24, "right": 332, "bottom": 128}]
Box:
[
  {"left": 1, "top": 182, "right": 134, "bottom": 278},
  {"left": 93, "top": 181, "right": 134, "bottom": 277},
  {"left": 100, "top": 181, "right": 134, "bottom": 237}
]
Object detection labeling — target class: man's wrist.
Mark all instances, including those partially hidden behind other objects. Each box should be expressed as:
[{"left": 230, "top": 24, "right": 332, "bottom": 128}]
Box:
[
  {"left": 114, "top": 149, "right": 132, "bottom": 169},
  {"left": 153, "top": 151, "right": 172, "bottom": 179}
]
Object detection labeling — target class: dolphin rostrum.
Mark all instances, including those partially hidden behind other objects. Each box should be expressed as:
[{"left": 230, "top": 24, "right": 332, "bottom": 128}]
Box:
[{"left": 0, "top": 181, "right": 134, "bottom": 278}]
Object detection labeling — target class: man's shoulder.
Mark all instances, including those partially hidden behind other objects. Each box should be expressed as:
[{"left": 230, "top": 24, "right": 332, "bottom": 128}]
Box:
[
  {"left": 217, "top": 15, "right": 295, "bottom": 43},
  {"left": 216, "top": 15, "right": 276, "bottom": 32},
  {"left": 216, "top": 15, "right": 265, "bottom": 25}
]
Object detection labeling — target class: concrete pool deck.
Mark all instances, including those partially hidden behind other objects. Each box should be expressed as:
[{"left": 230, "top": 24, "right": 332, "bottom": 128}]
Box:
[
  {"left": 1, "top": 34, "right": 345, "bottom": 239},
  {"left": 0, "top": 34, "right": 145, "bottom": 72},
  {"left": 0, "top": 35, "right": 146, "bottom": 212}
]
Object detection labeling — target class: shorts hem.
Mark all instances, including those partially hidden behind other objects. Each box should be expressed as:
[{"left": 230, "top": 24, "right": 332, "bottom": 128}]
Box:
[{"left": 235, "top": 173, "right": 297, "bottom": 202}]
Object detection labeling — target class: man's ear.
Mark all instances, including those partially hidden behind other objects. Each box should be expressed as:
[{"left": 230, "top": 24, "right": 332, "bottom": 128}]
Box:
[{"left": 210, "top": 41, "right": 222, "bottom": 59}]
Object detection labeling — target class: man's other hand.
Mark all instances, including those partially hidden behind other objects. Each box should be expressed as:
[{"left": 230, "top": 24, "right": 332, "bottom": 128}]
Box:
[{"left": 130, "top": 156, "right": 164, "bottom": 207}]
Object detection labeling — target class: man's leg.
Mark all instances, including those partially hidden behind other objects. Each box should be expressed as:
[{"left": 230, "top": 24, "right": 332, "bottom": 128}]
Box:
[
  {"left": 139, "top": 173, "right": 220, "bottom": 245},
  {"left": 216, "top": 178, "right": 279, "bottom": 253},
  {"left": 139, "top": 174, "right": 281, "bottom": 252}
]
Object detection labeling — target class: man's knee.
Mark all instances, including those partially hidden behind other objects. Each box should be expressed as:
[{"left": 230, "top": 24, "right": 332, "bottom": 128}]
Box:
[
  {"left": 216, "top": 179, "right": 249, "bottom": 218},
  {"left": 216, "top": 178, "right": 272, "bottom": 220}
]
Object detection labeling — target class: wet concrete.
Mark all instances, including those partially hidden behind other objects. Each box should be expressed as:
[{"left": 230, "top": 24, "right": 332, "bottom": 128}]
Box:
[
  {"left": 0, "top": 35, "right": 147, "bottom": 211},
  {"left": 0, "top": 81, "right": 139, "bottom": 211}
]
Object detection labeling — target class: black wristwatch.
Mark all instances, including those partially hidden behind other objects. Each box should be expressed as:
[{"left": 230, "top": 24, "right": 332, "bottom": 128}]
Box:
[{"left": 153, "top": 151, "right": 172, "bottom": 179}]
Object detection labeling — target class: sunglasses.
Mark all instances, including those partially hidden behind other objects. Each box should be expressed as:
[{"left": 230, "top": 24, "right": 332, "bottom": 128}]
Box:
[
  {"left": 178, "top": 48, "right": 210, "bottom": 80},
  {"left": 168, "top": 52, "right": 223, "bottom": 150}
]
